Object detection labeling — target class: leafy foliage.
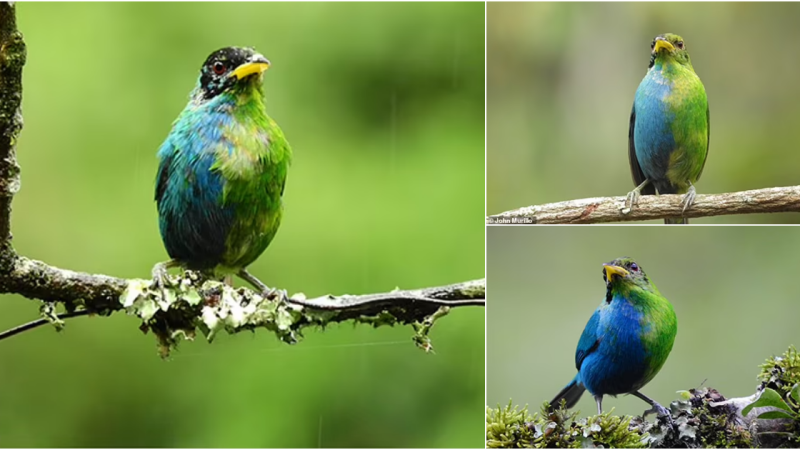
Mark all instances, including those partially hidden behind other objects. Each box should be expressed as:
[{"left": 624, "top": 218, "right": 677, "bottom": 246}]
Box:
[{"left": 743, "top": 346, "right": 800, "bottom": 445}]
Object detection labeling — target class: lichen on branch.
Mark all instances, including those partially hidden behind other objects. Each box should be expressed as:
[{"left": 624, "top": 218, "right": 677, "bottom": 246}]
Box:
[{"left": 121, "top": 273, "right": 483, "bottom": 357}]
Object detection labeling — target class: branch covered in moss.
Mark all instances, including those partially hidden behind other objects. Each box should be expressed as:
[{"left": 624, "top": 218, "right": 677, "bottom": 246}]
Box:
[
  {"left": 0, "top": 4, "right": 484, "bottom": 356},
  {"left": 487, "top": 346, "right": 800, "bottom": 448},
  {"left": 0, "top": 2, "right": 25, "bottom": 258},
  {"left": 0, "top": 253, "right": 484, "bottom": 355},
  {"left": 487, "top": 186, "right": 800, "bottom": 224}
]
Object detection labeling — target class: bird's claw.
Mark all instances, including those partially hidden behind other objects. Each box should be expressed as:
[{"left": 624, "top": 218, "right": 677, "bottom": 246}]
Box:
[
  {"left": 624, "top": 189, "right": 641, "bottom": 214},
  {"left": 263, "top": 287, "right": 288, "bottom": 302},
  {"left": 643, "top": 402, "right": 676, "bottom": 429},
  {"left": 680, "top": 185, "right": 697, "bottom": 214},
  {"left": 152, "top": 266, "right": 170, "bottom": 303}
]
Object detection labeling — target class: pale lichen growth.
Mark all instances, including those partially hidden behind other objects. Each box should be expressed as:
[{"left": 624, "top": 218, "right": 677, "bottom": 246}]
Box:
[{"left": 119, "top": 272, "right": 454, "bottom": 357}]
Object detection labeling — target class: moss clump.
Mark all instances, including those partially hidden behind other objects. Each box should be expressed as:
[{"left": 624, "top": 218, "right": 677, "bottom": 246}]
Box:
[
  {"left": 486, "top": 401, "right": 648, "bottom": 448},
  {"left": 758, "top": 346, "right": 800, "bottom": 399},
  {"left": 750, "top": 346, "right": 800, "bottom": 447},
  {"left": 677, "top": 387, "right": 751, "bottom": 448},
  {"left": 486, "top": 401, "right": 536, "bottom": 448},
  {"left": 582, "top": 410, "right": 648, "bottom": 448},
  {"left": 488, "top": 347, "right": 800, "bottom": 448}
]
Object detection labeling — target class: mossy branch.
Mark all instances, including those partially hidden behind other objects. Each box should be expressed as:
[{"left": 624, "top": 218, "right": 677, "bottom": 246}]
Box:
[
  {"left": 0, "top": 2, "right": 24, "bottom": 256},
  {"left": 487, "top": 186, "right": 800, "bottom": 224},
  {"left": 486, "top": 346, "right": 800, "bottom": 448},
  {"left": 0, "top": 4, "right": 484, "bottom": 356}
]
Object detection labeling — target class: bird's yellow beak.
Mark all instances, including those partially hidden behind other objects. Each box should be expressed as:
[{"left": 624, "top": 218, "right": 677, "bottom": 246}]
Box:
[
  {"left": 604, "top": 265, "right": 630, "bottom": 281},
  {"left": 653, "top": 39, "right": 675, "bottom": 53},
  {"left": 230, "top": 56, "right": 270, "bottom": 80}
]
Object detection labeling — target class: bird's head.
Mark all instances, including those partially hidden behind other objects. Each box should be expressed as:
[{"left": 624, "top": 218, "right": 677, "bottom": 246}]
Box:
[
  {"left": 602, "top": 257, "right": 656, "bottom": 295},
  {"left": 196, "top": 46, "right": 270, "bottom": 101},
  {"left": 648, "top": 33, "right": 692, "bottom": 69}
]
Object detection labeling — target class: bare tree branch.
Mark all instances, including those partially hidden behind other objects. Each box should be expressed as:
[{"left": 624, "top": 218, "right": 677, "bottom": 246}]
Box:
[
  {"left": 0, "top": 3, "right": 484, "bottom": 356},
  {"left": 487, "top": 186, "right": 800, "bottom": 224}
]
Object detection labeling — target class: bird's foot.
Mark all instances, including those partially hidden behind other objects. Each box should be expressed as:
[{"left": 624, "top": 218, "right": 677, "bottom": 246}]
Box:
[
  {"left": 643, "top": 401, "right": 676, "bottom": 429},
  {"left": 151, "top": 260, "right": 179, "bottom": 303},
  {"left": 624, "top": 190, "right": 640, "bottom": 213},
  {"left": 237, "top": 269, "right": 286, "bottom": 302},
  {"left": 680, "top": 184, "right": 697, "bottom": 214},
  {"left": 623, "top": 179, "right": 650, "bottom": 214},
  {"left": 263, "top": 287, "right": 289, "bottom": 302}
]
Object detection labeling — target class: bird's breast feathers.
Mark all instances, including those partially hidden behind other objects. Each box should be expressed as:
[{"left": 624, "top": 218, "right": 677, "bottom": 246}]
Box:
[{"left": 213, "top": 124, "right": 273, "bottom": 177}]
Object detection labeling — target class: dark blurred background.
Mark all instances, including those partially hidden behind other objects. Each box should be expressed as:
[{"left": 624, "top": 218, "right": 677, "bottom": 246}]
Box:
[
  {"left": 487, "top": 226, "right": 800, "bottom": 417},
  {"left": 0, "top": 3, "right": 484, "bottom": 447},
  {"left": 487, "top": 2, "right": 800, "bottom": 223}
]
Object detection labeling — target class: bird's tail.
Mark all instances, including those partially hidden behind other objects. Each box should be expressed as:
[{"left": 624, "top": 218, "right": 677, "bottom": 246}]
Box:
[
  {"left": 664, "top": 217, "right": 688, "bottom": 224},
  {"left": 549, "top": 376, "right": 586, "bottom": 412}
]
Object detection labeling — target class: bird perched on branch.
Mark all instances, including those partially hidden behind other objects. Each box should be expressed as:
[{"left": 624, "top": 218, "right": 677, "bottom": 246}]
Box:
[
  {"left": 152, "top": 46, "right": 291, "bottom": 297},
  {"left": 550, "top": 257, "right": 677, "bottom": 418},
  {"left": 626, "top": 33, "right": 709, "bottom": 224}
]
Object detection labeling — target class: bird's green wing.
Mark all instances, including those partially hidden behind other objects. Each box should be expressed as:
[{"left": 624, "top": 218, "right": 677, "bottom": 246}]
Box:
[
  {"left": 575, "top": 309, "right": 603, "bottom": 371},
  {"left": 695, "top": 104, "right": 710, "bottom": 182},
  {"left": 628, "top": 104, "right": 656, "bottom": 195}
]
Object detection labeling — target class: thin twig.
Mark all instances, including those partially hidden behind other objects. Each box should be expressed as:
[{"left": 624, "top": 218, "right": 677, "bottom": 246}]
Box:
[
  {"left": 487, "top": 185, "right": 800, "bottom": 224},
  {"left": 0, "top": 309, "right": 91, "bottom": 341}
]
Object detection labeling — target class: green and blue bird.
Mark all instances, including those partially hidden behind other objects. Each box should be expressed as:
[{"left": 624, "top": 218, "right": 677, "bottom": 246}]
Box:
[
  {"left": 550, "top": 258, "right": 677, "bottom": 417},
  {"left": 152, "top": 47, "right": 291, "bottom": 296},
  {"left": 627, "top": 33, "right": 709, "bottom": 224}
]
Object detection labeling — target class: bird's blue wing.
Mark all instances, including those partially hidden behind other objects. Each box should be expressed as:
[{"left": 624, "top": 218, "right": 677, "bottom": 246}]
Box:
[
  {"left": 575, "top": 308, "right": 602, "bottom": 371},
  {"left": 628, "top": 104, "right": 656, "bottom": 195},
  {"left": 155, "top": 135, "right": 235, "bottom": 270},
  {"left": 155, "top": 140, "right": 175, "bottom": 203}
]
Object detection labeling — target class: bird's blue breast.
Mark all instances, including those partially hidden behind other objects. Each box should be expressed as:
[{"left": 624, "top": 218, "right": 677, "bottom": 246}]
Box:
[
  {"left": 577, "top": 295, "right": 649, "bottom": 396},
  {"left": 156, "top": 102, "right": 238, "bottom": 270},
  {"left": 633, "top": 68, "right": 676, "bottom": 188}
]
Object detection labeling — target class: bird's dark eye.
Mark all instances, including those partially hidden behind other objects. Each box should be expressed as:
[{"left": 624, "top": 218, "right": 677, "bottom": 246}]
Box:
[
  {"left": 212, "top": 61, "right": 226, "bottom": 75},
  {"left": 630, "top": 263, "right": 639, "bottom": 272},
  {"left": 677, "top": 41, "right": 684, "bottom": 49},
  {"left": 650, "top": 41, "right": 655, "bottom": 49}
]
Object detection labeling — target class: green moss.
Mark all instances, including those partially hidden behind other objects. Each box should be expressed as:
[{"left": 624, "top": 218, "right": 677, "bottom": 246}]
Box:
[
  {"left": 759, "top": 346, "right": 800, "bottom": 398},
  {"left": 753, "top": 346, "right": 800, "bottom": 446},
  {"left": 486, "top": 401, "right": 536, "bottom": 448},
  {"left": 689, "top": 387, "right": 751, "bottom": 448},
  {"left": 585, "top": 412, "right": 648, "bottom": 448},
  {"left": 411, "top": 306, "right": 449, "bottom": 353},
  {"left": 487, "top": 347, "right": 800, "bottom": 448},
  {"left": 486, "top": 402, "right": 648, "bottom": 448}
]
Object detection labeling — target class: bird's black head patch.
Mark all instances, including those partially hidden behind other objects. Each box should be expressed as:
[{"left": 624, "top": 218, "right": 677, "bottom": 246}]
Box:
[{"left": 198, "top": 46, "right": 269, "bottom": 100}]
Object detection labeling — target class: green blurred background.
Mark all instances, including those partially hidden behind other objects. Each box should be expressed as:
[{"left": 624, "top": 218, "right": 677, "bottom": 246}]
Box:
[
  {"left": 487, "top": 2, "right": 800, "bottom": 223},
  {"left": 487, "top": 226, "right": 800, "bottom": 417},
  {"left": 0, "top": 3, "right": 484, "bottom": 447}
]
